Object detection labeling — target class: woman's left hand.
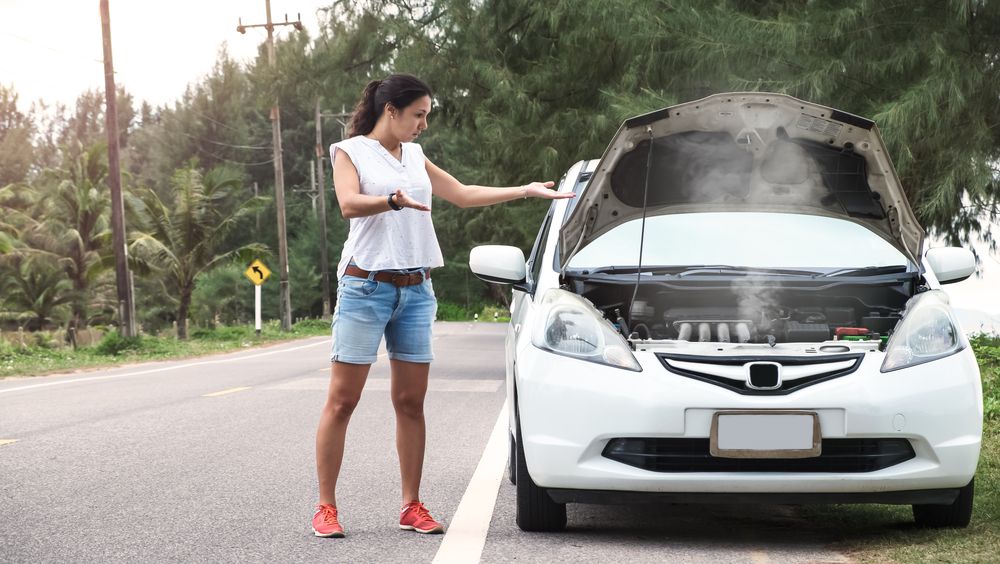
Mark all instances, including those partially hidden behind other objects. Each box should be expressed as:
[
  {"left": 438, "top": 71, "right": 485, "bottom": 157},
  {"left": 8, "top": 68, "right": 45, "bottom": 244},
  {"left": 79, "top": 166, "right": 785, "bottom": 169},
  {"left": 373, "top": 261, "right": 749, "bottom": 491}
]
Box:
[{"left": 524, "top": 181, "right": 576, "bottom": 200}]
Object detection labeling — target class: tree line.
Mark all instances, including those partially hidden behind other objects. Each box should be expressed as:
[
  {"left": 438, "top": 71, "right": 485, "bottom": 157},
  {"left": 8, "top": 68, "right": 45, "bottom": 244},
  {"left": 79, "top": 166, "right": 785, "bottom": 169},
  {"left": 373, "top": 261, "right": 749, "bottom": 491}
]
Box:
[{"left": 2, "top": 0, "right": 998, "bottom": 337}]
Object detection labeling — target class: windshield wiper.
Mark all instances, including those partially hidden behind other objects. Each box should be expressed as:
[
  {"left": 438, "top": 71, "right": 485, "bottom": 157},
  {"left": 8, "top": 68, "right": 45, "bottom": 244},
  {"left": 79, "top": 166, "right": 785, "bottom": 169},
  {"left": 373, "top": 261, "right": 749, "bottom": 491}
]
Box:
[
  {"left": 578, "top": 265, "right": 687, "bottom": 275},
  {"left": 676, "top": 265, "right": 818, "bottom": 277},
  {"left": 816, "top": 265, "right": 910, "bottom": 278},
  {"left": 574, "top": 265, "right": 818, "bottom": 277}
]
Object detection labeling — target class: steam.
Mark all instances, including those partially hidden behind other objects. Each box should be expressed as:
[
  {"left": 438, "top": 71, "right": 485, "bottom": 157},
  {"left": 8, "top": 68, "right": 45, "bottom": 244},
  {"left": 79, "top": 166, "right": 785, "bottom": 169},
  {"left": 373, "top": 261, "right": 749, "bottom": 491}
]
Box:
[
  {"left": 752, "top": 137, "right": 828, "bottom": 206},
  {"left": 732, "top": 273, "right": 782, "bottom": 335},
  {"left": 645, "top": 128, "right": 830, "bottom": 208}
]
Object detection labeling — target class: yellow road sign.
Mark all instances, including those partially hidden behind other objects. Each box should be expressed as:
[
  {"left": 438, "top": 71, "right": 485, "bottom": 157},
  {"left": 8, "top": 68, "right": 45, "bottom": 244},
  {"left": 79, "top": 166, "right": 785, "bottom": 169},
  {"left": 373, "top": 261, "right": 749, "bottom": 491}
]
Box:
[{"left": 244, "top": 259, "right": 271, "bottom": 285}]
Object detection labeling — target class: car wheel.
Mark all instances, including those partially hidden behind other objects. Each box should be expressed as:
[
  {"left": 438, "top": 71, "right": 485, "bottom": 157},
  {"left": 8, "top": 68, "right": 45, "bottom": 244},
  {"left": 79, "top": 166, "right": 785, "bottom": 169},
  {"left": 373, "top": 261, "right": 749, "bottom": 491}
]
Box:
[
  {"left": 508, "top": 432, "right": 517, "bottom": 485},
  {"left": 515, "top": 415, "right": 567, "bottom": 531},
  {"left": 913, "top": 478, "right": 974, "bottom": 528}
]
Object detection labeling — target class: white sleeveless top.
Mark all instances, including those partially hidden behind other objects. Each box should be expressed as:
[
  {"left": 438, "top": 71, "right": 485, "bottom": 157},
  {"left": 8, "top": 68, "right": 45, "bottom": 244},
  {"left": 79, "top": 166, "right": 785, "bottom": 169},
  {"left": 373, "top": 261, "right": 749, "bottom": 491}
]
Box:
[{"left": 330, "top": 135, "right": 444, "bottom": 278}]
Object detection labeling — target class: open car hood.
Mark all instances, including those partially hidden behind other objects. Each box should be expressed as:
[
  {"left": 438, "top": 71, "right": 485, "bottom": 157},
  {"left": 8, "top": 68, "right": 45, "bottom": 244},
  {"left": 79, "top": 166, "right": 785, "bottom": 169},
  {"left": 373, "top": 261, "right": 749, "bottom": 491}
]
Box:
[{"left": 558, "top": 92, "right": 924, "bottom": 270}]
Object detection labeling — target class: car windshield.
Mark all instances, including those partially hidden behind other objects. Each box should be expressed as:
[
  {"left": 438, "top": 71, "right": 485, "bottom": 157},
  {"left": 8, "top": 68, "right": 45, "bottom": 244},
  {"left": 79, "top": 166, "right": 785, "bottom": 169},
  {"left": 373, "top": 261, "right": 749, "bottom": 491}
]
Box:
[{"left": 566, "top": 212, "right": 910, "bottom": 272}]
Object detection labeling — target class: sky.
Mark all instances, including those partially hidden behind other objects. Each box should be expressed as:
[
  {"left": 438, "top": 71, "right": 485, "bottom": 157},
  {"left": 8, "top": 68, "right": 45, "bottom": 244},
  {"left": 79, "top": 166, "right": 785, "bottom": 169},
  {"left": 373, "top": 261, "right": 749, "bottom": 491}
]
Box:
[
  {"left": 2, "top": 1, "right": 998, "bottom": 324},
  {"left": 0, "top": 0, "right": 331, "bottom": 109}
]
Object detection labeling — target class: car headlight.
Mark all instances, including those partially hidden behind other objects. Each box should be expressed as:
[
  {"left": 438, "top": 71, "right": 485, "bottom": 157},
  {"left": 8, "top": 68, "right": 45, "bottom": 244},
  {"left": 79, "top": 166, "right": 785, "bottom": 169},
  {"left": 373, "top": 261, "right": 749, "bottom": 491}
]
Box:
[
  {"left": 881, "top": 290, "right": 967, "bottom": 372},
  {"left": 531, "top": 289, "right": 642, "bottom": 372}
]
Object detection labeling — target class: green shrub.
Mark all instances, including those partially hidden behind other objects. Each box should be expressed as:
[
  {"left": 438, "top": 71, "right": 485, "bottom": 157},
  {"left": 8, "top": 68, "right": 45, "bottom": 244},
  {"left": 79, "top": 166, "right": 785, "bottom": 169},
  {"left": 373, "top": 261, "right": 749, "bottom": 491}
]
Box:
[
  {"left": 32, "top": 331, "right": 58, "bottom": 349},
  {"left": 0, "top": 339, "right": 17, "bottom": 361},
  {"left": 436, "top": 301, "right": 471, "bottom": 321},
  {"left": 972, "top": 338, "right": 1000, "bottom": 422},
  {"left": 478, "top": 304, "right": 511, "bottom": 323},
  {"left": 293, "top": 318, "right": 329, "bottom": 331},
  {"left": 190, "top": 325, "right": 252, "bottom": 341},
  {"left": 93, "top": 331, "right": 144, "bottom": 356}
]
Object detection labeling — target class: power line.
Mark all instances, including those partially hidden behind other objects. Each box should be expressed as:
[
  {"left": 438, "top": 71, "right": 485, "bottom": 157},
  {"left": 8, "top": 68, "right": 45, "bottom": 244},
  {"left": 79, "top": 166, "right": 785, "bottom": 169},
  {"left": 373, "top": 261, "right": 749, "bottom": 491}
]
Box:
[
  {"left": 0, "top": 31, "right": 105, "bottom": 66},
  {"left": 193, "top": 146, "right": 275, "bottom": 166},
  {"left": 172, "top": 128, "right": 271, "bottom": 151},
  {"left": 156, "top": 110, "right": 271, "bottom": 149},
  {"left": 186, "top": 108, "right": 270, "bottom": 139}
]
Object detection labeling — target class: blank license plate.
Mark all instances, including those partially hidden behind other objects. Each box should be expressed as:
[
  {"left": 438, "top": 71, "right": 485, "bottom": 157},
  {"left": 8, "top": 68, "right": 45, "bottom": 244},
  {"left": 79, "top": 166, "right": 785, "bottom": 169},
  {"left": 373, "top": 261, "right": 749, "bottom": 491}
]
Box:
[{"left": 710, "top": 411, "right": 821, "bottom": 458}]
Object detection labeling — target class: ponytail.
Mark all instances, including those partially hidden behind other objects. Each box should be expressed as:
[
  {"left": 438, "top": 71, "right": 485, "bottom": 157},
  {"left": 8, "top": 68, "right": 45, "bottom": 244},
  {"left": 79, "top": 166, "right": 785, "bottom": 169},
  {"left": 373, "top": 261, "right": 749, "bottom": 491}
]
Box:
[
  {"left": 345, "top": 74, "right": 433, "bottom": 138},
  {"left": 346, "top": 79, "right": 382, "bottom": 137}
]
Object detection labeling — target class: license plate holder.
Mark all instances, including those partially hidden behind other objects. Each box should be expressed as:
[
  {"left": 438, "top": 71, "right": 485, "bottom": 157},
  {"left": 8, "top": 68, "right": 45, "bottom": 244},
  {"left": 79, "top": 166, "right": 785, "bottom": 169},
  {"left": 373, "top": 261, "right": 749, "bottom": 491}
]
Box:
[{"left": 710, "top": 411, "right": 821, "bottom": 459}]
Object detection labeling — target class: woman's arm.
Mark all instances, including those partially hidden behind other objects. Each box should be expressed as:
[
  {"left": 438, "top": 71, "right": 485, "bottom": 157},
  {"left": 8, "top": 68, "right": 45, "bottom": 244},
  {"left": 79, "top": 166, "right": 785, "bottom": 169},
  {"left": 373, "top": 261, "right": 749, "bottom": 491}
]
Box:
[
  {"left": 333, "top": 149, "right": 430, "bottom": 219},
  {"left": 426, "top": 158, "right": 574, "bottom": 208}
]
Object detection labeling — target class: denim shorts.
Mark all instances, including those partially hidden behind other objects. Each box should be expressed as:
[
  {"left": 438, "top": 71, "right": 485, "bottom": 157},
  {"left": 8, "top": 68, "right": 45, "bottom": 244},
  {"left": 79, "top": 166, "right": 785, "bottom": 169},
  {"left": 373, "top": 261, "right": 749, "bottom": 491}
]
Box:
[{"left": 330, "top": 269, "right": 437, "bottom": 364}]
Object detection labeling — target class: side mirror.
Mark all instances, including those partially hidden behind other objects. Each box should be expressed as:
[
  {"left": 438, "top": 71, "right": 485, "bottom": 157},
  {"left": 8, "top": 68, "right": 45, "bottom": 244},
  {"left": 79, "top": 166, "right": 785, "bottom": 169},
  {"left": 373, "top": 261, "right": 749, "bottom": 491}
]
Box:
[
  {"left": 469, "top": 245, "right": 526, "bottom": 285},
  {"left": 925, "top": 247, "right": 976, "bottom": 284}
]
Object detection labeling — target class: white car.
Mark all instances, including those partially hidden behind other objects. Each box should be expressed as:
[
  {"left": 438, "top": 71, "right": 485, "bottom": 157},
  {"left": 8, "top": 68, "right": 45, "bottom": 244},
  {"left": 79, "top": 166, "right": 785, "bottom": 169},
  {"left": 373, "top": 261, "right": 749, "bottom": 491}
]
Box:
[{"left": 470, "top": 92, "right": 983, "bottom": 531}]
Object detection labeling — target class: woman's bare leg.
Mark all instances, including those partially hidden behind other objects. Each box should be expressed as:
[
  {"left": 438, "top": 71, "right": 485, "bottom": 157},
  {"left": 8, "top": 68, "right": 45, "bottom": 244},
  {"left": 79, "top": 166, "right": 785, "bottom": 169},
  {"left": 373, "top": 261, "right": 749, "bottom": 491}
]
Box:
[
  {"left": 316, "top": 361, "right": 371, "bottom": 506},
  {"left": 389, "top": 359, "right": 430, "bottom": 503}
]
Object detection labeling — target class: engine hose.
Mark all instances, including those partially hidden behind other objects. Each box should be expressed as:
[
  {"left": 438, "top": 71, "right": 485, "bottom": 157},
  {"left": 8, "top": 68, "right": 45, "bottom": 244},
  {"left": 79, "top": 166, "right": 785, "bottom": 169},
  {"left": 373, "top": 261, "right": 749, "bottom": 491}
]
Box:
[
  {"left": 632, "top": 323, "right": 651, "bottom": 340},
  {"left": 614, "top": 308, "right": 630, "bottom": 339}
]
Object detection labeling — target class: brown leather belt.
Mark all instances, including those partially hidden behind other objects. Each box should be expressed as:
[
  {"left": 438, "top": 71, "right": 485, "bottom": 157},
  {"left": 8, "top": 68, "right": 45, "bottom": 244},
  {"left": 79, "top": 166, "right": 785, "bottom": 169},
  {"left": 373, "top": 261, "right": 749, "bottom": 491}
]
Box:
[{"left": 344, "top": 264, "right": 430, "bottom": 287}]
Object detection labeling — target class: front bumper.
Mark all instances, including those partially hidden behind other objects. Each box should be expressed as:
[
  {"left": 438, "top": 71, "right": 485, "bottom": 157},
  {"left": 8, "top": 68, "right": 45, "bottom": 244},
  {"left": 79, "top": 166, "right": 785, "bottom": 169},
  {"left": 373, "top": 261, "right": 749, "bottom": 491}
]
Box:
[
  {"left": 546, "top": 488, "right": 962, "bottom": 506},
  {"left": 515, "top": 344, "right": 983, "bottom": 495}
]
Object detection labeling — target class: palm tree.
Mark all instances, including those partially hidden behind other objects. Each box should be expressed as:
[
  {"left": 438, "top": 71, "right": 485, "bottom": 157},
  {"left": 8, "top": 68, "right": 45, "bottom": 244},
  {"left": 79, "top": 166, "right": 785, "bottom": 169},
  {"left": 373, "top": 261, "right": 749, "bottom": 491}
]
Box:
[
  {"left": 37, "top": 144, "right": 114, "bottom": 329},
  {"left": 129, "top": 166, "right": 267, "bottom": 339},
  {"left": 0, "top": 184, "right": 73, "bottom": 330},
  {"left": 0, "top": 254, "right": 73, "bottom": 330},
  {"left": 1, "top": 145, "right": 117, "bottom": 330},
  {"left": 0, "top": 183, "right": 33, "bottom": 255}
]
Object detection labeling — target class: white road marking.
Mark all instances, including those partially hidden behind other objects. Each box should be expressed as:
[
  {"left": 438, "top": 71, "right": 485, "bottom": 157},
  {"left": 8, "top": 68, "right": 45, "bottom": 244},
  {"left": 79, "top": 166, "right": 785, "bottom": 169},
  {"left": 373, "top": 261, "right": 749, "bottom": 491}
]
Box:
[
  {"left": 432, "top": 399, "right": 508, "bottom": 564},
  {"left": 267, "top": 377, "right": 502, "bottom": 393},
  {"left": 0, "top": 338, "right": 328, "bottom": 395},
  {"left": 750, "top": 550, "right": 770, "bottom": 564},
  {"left": 202, "top": 386, "right": 252, "bottom": 397},
  {"left": 0, "top": 439, "right": 18, "bottom": 447}
]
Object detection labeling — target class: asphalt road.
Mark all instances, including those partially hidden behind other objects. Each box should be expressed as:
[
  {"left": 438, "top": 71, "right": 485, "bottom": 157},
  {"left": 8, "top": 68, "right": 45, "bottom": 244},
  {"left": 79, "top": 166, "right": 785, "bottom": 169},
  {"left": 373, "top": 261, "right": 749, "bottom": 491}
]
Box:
[{"left": 0, "top": 321, "right": 854, "bottom": 563}]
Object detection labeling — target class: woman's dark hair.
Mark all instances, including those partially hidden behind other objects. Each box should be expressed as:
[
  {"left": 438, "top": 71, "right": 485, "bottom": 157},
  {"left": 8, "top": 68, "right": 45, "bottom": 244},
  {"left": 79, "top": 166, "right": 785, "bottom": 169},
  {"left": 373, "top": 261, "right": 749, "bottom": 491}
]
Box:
[{"left": 346, "top": 73, "right": 433, "bottom": 137}]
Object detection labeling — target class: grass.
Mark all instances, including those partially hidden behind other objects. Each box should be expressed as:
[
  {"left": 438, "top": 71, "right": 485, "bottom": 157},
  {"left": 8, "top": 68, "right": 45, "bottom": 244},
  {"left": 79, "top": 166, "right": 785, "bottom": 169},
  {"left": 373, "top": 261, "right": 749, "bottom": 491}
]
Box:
[
  {"left": 0, "top": 319, "right": 331, "bottom": 379},
  {"left": 801, "top": 334, "right": 1000, "bottom": 563},
  {"left": 436, "top": 301, "right": 511, "bottom": 322},
  {"left": 0, "top": 304, "right": 509, "bottom": 380}
]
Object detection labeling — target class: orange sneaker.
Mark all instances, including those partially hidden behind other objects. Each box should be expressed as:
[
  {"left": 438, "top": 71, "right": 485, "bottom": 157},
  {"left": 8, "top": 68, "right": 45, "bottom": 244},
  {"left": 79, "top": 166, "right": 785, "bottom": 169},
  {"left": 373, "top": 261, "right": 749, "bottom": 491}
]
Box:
[
  {"left": 312, "top": 504, "right": 345, "bottom": 538},
  {"left": 399, "top": 501, "right": 445, "bottom": 534}
]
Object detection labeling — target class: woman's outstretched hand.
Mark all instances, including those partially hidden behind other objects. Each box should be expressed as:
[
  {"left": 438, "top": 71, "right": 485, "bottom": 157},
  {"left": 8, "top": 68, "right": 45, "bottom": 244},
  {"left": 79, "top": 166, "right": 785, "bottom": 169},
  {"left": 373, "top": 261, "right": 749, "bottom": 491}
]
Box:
[
  {"left": 524, "top": 181, "right": 576, "bottom": 200},
  {"left": 394, "top": 188, "right": 432, "bottom": 211}
]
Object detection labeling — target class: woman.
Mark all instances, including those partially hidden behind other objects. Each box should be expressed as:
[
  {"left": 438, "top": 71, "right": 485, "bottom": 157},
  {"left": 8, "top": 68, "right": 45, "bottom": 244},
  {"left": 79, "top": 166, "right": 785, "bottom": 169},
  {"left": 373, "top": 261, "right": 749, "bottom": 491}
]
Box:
[{"left": 312, "top": 73, "right": 573, "bottom": 538}]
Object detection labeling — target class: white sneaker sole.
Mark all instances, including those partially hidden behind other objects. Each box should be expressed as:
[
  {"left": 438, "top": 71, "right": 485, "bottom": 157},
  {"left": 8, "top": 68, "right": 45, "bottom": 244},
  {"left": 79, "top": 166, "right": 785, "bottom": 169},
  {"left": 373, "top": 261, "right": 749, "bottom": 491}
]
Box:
[
  {"left": 313, "top": 528, "right": 345, "bottom": 538},
  {"left": 399, "top": 524, "right": 444, "bottom": 534}
]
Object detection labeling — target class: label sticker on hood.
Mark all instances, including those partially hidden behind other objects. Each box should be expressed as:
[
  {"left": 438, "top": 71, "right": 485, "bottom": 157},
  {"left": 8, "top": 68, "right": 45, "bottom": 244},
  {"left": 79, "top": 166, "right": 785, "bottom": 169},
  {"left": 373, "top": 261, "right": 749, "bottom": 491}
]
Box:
[{"left": 796, "top": 114, "right": 843, "bottom": 137}]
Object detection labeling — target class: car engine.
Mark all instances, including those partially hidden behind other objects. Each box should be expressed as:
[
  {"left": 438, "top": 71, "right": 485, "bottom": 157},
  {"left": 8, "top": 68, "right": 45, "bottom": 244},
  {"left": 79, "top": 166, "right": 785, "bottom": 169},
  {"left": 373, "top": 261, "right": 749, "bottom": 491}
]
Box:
[{"left": 568, "top": 279, "right": 913, "bottom": 345}]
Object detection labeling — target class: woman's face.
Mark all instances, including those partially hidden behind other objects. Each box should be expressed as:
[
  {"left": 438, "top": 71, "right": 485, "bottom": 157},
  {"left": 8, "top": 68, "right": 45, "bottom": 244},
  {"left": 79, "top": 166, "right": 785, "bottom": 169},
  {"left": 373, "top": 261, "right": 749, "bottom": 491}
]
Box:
[{"left": 387, "top": 95, "right": 431, "bottom": 142}]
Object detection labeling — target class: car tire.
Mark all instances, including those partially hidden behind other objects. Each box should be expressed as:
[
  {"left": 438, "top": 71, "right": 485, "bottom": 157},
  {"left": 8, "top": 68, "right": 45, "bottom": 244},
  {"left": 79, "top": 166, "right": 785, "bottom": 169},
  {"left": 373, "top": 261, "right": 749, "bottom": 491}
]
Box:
[
  {"left": 515, "top": 415, "right": 567, "bottom": 531},
  {"left": 508, "top": 432, "right": 517, "bottom": 485},
  {"left": 913, "top": 478, "right": 974, "bottom": 528}
]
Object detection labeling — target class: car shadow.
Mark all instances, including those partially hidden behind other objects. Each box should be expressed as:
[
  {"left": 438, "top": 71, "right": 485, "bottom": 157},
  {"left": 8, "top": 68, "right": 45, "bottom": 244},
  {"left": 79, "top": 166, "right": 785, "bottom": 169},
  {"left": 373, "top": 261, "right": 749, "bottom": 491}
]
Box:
[{"left": 488, "top": 470, "right": 936, "bottom": 563}]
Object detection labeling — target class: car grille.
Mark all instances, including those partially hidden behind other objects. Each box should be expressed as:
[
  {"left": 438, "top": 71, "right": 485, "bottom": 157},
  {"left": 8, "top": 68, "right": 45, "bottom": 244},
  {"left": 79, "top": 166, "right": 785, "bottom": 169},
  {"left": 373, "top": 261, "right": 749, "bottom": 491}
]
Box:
[
  {"left": 657, "top": 353, "right": 864, "bottom": 395},
  {"left": 603, "top": 438, "right": 915, "bottom": 473}
]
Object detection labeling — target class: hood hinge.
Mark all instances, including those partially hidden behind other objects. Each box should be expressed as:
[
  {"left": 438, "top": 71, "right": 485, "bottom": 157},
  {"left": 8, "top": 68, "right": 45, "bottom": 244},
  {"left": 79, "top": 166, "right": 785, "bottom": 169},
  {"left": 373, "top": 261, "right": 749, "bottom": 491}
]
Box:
[{"left": 886, "top": 205, "right": 902, "bottom": 239}]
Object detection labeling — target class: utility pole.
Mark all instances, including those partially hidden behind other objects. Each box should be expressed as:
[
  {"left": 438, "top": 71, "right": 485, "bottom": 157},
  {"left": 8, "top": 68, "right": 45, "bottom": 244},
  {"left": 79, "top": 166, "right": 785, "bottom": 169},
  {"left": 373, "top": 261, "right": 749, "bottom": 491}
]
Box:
[
  {"left": 99, "top": 0, "right": 136, "bottom": 338},
  {"left": 236, "top": 1, "right": 302, "bottom": 331},
  {"left": 253, "top": 181, "right": 259, "bottom": 232},
  {"left": 310, "top": 159, "right": 318, "bottom": 215},
  {"left": 292, "top": 165, "right": 320, "bottom": 213},
  {"left": 316, "top": 103, "right": 351, "bottom": 318}
]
